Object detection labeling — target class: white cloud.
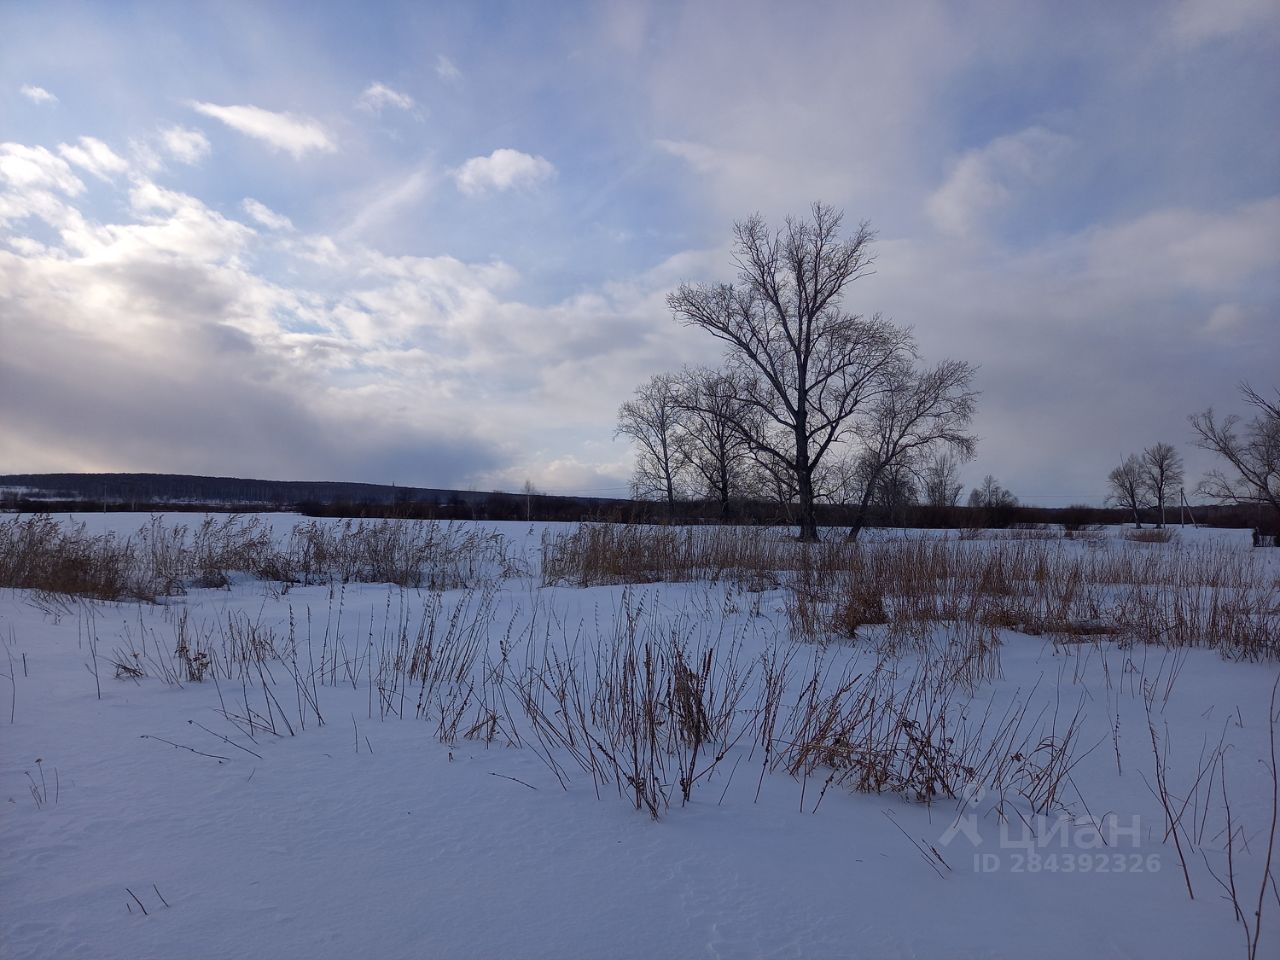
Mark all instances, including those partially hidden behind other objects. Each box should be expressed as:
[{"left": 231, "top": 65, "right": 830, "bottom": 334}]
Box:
[
  {"left": 453, "top": 149, "right": 555, "bottom": 197},
  {"left": 160, "top": 126, "right": 211, "bottom": 165},
  {"left": 110, "top": 180, "right": 256, "bottom": 264},
  {"left": 0, "top": 143, "right": 85, "bottom": 195},
  {"left": 188, "top": 102, "right": 336, "bottom": 158},
  {"left": 927, "top": 127, "right": 1073, "bottom": 238},
  {"left": 128, "top": 139, "right": 164, "bottom": 174},
  {"left": 242, "top": 198, "right": 294, "bottom": 231},
  {"left": 435, "top": 55, "right": 461, "bottom": 83},
  {"left": 356, "top": 82, "right": 415, "bottom": 114},
  {"left": 19, "top": 84, "right": 57, "bottom": 105},
  {"left": 58, "top": 137, "right": 130, "bottom": 181},
  {"left": 4, "top": 235, "right": 49, "bottom": 257}
]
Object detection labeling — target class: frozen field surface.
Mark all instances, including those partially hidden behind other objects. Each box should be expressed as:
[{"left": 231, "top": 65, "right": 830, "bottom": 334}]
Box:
[{"left": 2, "top": 515, "right": 1278, "bottom": 959}]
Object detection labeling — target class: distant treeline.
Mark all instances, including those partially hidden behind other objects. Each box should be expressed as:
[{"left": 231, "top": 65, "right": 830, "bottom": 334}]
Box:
[
  {"left": 2, "top": 472, "right": 1271, "bottom": 534},
  {"left": 298, "top": 495, "right": 1264, "bottom": 533}
]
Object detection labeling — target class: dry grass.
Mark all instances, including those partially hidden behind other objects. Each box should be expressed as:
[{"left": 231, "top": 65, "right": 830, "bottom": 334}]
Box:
[
  {"left": 1124, "top": 528, "right": 1175, "bottom": 543},
  {"left": 11, "top": 515, "right": 1277, "bottom": 834},
  {"left": 0, "top": 515, "right": 149, "bottom": 601},
  {"left": 102, "top": 576, "right": 1067, "bottom": 820},
  {"left": 541, "top": 524, "right": 794, "bottom": 588},
  {"left": 544, "top": 524, "right": 1280, "bottom": 660},
  {"left": 0, "top": 514, "right": 517, "bottom": 600}
]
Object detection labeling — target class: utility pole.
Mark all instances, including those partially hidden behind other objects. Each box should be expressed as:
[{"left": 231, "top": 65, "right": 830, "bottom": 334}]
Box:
[{"left": 1179, "top": 487, "right": 1198, "bottom": 528}]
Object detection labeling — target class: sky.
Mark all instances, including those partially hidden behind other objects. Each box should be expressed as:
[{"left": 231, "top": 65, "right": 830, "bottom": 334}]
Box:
[{"left": 1, "top": 0, "right": 1277, "bottom": 504}]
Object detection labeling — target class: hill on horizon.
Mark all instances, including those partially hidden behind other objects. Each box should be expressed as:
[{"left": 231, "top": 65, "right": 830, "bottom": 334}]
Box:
[{"left": 0, "top": 472, "right": 497, "bottom": 508}]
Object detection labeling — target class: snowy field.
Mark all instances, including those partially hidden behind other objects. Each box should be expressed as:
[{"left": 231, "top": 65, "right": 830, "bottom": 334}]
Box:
[{"left": 2, "top": 514, "right": 1278, "bottom": 959}]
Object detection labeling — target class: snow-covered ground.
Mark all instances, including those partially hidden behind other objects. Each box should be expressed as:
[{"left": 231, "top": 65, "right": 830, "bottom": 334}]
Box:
[{"left": 2, "top": 515, "right": 1277, "bottom": 959}]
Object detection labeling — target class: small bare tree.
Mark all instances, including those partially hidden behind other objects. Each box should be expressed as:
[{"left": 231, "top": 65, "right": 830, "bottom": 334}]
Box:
[
  {"left": 846, "top": 359, "right": 978, "bottom": 540},
  {"left": 615, "top": 373, "right": 689, "bottom": 509},
  {"left": 668, "top": 203, "right": 912, "bottom": 541},
  {"left": 1107, "top": 454, "right": 1149, "bottom": 528},
  {"left": 968, "top": 475, "right": 1017, "bottom": 509},
  {"left": 846, "top": 453, "right": 918, "bottom": 527},
  {"left": 675, "top": 367, "right": 757, "bottom": 518},
  {"left": 1140, "top": 442, "right": 1183, "bottom": 528},
  {"left": 921, "top": 450, "right": 965, "bottom": 508},
  {"left": 1190, "top": 383, "right": 1280, "bottom": 530}
]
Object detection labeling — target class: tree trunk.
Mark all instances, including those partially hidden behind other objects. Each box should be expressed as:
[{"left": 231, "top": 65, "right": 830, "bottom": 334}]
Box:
[
  {"left": 716, "top": 455, "right": 730, "bottom": 520},
  {"left": 793, "top": 445, "right": 818, "bottom": 541},
  {"left": 796, "top": 470, "right": 819, "bottom": 541},
  {"left": 793, "top": 408, "right": 820, "bottom": 542},
  {"left": 847, "top": 483, "right": 877, "bottom": 542}
]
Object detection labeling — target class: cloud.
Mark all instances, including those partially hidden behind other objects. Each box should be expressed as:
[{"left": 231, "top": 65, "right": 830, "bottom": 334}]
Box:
[
  {"left": 435, "top": 55, "right": 461, "bottom": 83},
  {"left": 453, "top": 149, "right": 555, "bottom": 197},
  {"left": 1085, "top": 197, "right": 1280, "bottom": 296},
  {"left": 0, "top": 173, "right": 503, "bottom": 484},
  {"left": 242, "top": 198, "right": 294, "bottom": 231},
  {"left": 852, "top": 193, "right": 1280, "bottom": 502},
  {"left": 655, "top": 139, "right": 725, "bottom": 175},
  {"left": 0, "top": 143, "right": 85, "bottom": 196},
  {"left": 482, "top": 453, "right": 632, "bottom": 498},
  {"left": 160, "top": 126, "right": 211, "bottom": 165},
  {"left": 627, "top": 3, "right": 972, "bottom": 223},
  {"left": 927, "top": 127, "right": 1073, "bottom": 238},
  {"left": 19, "top": 84, "right": 57, "bottom": 105},
  {"left": 1168, "top": 0, "right": 1280, "bottom": 45},
  {"left": 342, "top": 167, "right": 435, "bottom": 237},
  {"left": 1204, "top": 302, "right": 1247, "bottom": 337},
  {"left": 188, "top": 102, "right": 336, "bottom": 158},
  {"left": 58, "top": 137, "right": 130, "bottom": 181},
  {"left": 356, "top": 82, "right": 415, "bottom": 114},
  {"left": 0, "top": 147, "right": 677, "bottom": 489},
  {"left": 2, "top": 3, "right": 1274, "bottom": 501},
  {"left": 654, "top": 139, "right": 786, "bottom": 200}
]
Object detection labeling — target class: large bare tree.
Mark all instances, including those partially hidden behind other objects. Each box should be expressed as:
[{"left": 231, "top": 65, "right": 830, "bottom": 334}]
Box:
[
  {"left": 615, "top": 372, "right": 689, "bottom": 508},
  {"left": 1140, "top": 442, "right": 1183, "bottom": 529},
  {"left": 846, "top": 359, "right": 978, "bottom": 540},
  {"left": 1190, "top": 383, "right": 1280, "bottom": 529},
  {"left": 667, "top": 203, "right": 911, "bottom": 541}
]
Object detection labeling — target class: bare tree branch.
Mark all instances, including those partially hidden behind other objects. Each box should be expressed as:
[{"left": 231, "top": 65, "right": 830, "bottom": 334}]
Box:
[
  {"left": 1190, "top": 382, "right": 1280, "bottom": 528},
  {"left": 615, "top": 373, "right": 690, "bottom": 508},
  {"left": 846, "top": 359, "right": 979, "bottom": 540}
]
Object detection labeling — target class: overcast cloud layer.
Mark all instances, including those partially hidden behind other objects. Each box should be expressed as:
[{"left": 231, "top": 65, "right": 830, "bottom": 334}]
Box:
[{"left": 1, "top": 0, "right": 1277, "bottom": 502}]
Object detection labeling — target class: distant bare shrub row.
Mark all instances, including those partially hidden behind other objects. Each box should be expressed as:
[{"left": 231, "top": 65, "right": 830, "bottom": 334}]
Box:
[{"left": 0, "top": 514, "right": 515, "bottom": 600}]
